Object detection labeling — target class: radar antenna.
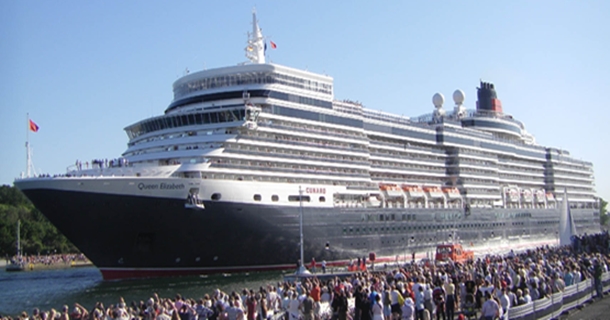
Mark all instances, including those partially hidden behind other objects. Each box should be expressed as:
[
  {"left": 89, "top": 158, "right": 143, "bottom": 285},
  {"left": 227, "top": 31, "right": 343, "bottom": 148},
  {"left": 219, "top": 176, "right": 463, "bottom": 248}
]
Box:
[{"left": 245, "top": 9, "right": 266, "bottom": 64}]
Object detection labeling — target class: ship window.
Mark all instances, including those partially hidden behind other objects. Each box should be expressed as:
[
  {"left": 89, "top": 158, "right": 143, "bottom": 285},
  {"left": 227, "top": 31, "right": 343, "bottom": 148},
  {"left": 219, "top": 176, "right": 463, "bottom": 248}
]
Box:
[
  {"left": 319, "top": 196, "right": 325, "bottom": 202},
  {"left": 288, "top": 195, "right": 310, "bottom": 202},
  {"left": 211, "top": 193, "right": 221, "bottom": 201},
  {"left": 271, "top": 195, "right": 279, "bottom": 202},
  {"left": 253, "top": 194, "right": 262, "bottom": 201}
]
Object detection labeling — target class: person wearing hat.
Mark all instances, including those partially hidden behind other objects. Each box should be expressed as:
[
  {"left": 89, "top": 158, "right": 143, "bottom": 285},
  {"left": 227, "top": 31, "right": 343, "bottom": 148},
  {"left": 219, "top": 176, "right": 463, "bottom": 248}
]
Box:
[{"left": 401, "top": 297, "right": 414, "bottom": 320}]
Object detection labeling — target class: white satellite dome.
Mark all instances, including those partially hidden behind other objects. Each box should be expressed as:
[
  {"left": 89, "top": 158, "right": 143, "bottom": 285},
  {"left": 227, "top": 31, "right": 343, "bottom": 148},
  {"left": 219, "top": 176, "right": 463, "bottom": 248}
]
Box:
[
  {"left": 432, "top": 93, "right": 445, "bottom": 107},
  {"left": 453, "top": 89, "right": 465, "bottom": 105}
]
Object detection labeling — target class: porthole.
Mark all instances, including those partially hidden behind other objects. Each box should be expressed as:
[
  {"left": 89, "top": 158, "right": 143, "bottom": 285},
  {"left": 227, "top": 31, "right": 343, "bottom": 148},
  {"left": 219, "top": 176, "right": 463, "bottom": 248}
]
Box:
[
  {"left": 211, "top": 193, "right": 221, "bottom": 201},
  {"left": 319, "top": 196, "right": 326, "bottom": 202},
  {"left": 271, "top": 195, "right": 279, "bottom": 202},
  {"left": 253, "top": 194, "right": 262, "bottom": 201}
]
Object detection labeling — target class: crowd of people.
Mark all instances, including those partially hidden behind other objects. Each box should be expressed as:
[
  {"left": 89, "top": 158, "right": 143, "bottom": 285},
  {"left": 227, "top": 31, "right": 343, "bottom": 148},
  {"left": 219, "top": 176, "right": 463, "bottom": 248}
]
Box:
[
  {"left": 3, "top": 232, "right": 609, "bottom": 320},
  {"left": 6, "top": 253, "right": 88, "bottom": 267},
  {"left": 74, "top": 158, "right": 129, "bottom": 171}
]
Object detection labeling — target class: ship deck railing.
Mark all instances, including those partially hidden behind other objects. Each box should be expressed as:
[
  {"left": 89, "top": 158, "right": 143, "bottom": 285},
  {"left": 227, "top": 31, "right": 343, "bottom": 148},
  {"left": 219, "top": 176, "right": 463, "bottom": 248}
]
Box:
[
  {"left": 258, "top": 122, "right": 362, "bottom": 141},
  {"left": 223, "top": 148, "right": 370, "bottom": 167},
  {"left": 210, "top": 162, "right": 371, "bottom": 179},
  {"left": 371, "top": 140, "right": 446, "bottom": 155},
  {"left": 241, "top": 135, "right": 369, "bottom": 154}
]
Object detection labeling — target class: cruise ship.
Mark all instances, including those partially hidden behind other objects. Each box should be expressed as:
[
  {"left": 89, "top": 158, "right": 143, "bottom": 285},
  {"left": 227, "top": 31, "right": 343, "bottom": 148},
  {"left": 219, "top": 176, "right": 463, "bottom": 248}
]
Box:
[{"left": 15, "top": 12, "right": 600, "bottom": 280}]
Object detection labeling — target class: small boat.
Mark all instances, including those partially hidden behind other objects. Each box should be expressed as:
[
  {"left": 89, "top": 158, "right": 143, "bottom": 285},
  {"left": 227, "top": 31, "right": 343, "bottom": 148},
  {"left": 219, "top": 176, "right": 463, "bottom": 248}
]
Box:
[{"left": 6, "top": 220, "right": 25, "bottom": 272}]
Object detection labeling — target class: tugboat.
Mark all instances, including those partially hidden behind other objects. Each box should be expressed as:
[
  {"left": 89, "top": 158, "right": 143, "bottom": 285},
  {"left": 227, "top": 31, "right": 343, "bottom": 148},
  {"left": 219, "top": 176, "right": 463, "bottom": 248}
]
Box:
[{"left": 435, "top": 243, "right": 474, "bottom": 264}]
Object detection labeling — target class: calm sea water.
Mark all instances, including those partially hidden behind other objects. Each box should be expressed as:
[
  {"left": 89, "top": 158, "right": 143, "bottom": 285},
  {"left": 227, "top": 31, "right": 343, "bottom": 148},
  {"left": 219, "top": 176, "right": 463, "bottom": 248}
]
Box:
[{"left": 0, "top": 267, "right": 283, "bottom": 317}]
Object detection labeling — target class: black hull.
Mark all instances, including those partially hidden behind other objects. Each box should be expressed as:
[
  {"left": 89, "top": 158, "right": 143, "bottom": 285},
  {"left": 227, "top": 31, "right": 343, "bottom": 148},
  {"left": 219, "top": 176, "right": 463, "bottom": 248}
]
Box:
[{"left": 20, "top": 188, "right": 600, "bottom": 280}]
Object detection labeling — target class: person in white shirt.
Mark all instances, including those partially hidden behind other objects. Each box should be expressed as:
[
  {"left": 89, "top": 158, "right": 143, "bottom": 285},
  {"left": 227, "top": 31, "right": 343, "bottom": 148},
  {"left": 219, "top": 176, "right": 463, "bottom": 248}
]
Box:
[
  {"left": 372, "top": 294, "right": 385, "bottom": 320},
  {"left": 423, "top": 282, "right": 433, "bottom": 316},
  {"left": 288, "top": 292, "right": 300, "bottom": 320},
  {"left": 478, "top": 280, "right": 494, "bottom": 299},
  {"left": 522, "top": 288, "right": 532, "bottom": 304},
  {"left": 401, "top": 298, "right": 414, "bottom": 320},
  {"left": 498, "top": 288, "right": 510, "bottom": 320},
  {"left": 480, "top": 292, "right": 500, "bottom": 320}
]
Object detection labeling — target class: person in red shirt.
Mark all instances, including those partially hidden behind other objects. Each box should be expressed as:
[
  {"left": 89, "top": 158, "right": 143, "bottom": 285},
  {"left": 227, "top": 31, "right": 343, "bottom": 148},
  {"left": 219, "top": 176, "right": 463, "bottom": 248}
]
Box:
[
  {"left": 310, "top": 280, "right": 321, "bottom": 319},
  {"left": 246, "top": 293, "right": 257, "bottom": 320}
]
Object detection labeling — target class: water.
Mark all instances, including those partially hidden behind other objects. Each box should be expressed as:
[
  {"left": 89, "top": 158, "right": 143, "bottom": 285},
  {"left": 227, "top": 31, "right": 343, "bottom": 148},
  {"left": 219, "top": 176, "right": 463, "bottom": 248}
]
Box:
[{"left": 0, "top": 267, "right": 283, "bottom": 317}]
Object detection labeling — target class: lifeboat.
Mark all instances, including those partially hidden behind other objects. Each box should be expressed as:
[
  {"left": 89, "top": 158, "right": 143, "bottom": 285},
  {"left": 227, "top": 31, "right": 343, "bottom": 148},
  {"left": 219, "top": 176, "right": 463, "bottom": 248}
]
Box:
[
  {"left": 442, "top": 187, "right": 462, "bottom": 199},
  {"left": 506, "top": 187, "right": 520, "bottom": 202},
  {"left": 424, "top": 186, "right": 445, "bottom": 198},
  {"left": 379, "top": 183, "right": 403, "bottom": 197},
  {"left": 546, "top": 192, "right": 556, "bottom": 201},
  {"left": 402, "top": 185, "right": 425, "bottom": 198},
  {"left": 534, "top": 189, "right": 545, "bottom": 202},
  {"left": 522, "top": 188, "right": 533, "bottom": 202}
]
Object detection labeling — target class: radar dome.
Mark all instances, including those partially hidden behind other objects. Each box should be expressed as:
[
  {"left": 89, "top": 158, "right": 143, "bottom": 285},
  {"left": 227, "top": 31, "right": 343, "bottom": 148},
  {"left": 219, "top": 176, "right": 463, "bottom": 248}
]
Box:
[
  {"left": 453, "top": 89, "right": 465, "bottom": 105},
  {"left": 432, "top": 93, "right": 445, "bottom": 107}
]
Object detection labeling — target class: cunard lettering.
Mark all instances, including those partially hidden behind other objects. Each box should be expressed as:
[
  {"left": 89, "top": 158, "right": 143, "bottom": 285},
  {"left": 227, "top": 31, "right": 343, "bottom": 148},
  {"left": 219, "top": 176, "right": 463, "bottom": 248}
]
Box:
[{"left": 305, "top": 187, "right": 326, "bottom": 194}]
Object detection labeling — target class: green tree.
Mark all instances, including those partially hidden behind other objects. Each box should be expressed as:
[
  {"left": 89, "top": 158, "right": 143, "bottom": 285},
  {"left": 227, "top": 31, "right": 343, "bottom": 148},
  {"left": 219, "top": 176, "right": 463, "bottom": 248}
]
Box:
[
  {"left": 600, "top": 198, "right": 608, "bottom": 229},
  {"left": 0, "top": 185, "right": 78, "bottom": 256}
]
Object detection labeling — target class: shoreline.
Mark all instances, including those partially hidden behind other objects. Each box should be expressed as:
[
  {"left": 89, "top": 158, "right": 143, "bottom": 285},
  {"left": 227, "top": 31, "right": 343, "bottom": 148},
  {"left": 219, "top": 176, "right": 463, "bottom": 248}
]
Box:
[{"left": 1, "top": 259, "right": 93, "bottom": 270}]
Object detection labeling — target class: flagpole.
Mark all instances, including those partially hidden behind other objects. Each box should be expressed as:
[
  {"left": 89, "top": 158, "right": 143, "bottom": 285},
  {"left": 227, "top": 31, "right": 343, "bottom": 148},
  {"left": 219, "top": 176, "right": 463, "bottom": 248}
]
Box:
[{"left": 26, "top": 113, "right": 30, "bottom": 178}]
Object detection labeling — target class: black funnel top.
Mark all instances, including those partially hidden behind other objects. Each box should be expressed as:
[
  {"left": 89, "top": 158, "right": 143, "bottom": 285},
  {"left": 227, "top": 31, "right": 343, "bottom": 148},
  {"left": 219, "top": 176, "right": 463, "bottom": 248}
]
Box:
[{"left": 477, "top": 81, "right": 498, "bottom": 112}]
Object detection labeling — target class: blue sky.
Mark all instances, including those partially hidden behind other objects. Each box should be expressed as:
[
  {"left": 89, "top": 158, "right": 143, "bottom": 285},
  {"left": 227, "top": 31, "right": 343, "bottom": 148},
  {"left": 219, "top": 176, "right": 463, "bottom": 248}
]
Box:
[{"left": 1, "top": 1, "right": 609, "bottom": 203}]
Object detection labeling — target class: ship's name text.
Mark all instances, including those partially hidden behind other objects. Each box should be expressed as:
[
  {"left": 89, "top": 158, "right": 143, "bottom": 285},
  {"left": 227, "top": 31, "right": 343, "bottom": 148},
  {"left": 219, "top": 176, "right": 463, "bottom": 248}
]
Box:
[
  {"left": 138, "top": 183, "right": 185, "bottom": 190},
  {"left": 305, "top": 187, "right": 326, "bottom": 194}
]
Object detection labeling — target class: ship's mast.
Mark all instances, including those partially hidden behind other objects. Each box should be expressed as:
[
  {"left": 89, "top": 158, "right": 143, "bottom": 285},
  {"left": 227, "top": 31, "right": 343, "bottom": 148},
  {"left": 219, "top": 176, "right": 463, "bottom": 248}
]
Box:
[
  {"left": 245, "top": 9, "right": 265, "bottom": 64},
  {"left": 16, "top": 220, "right": 21, "bottom": 257}
]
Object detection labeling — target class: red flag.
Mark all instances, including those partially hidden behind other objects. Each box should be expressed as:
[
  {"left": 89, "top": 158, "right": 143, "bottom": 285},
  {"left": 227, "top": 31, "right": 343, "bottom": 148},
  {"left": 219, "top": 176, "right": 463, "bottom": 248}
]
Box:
[
  {"left": 29, "top": 119, "right": 39, "bottom": 132},
  {"left": 270, "top": 40, "right": 277, "bottom": 49}
]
